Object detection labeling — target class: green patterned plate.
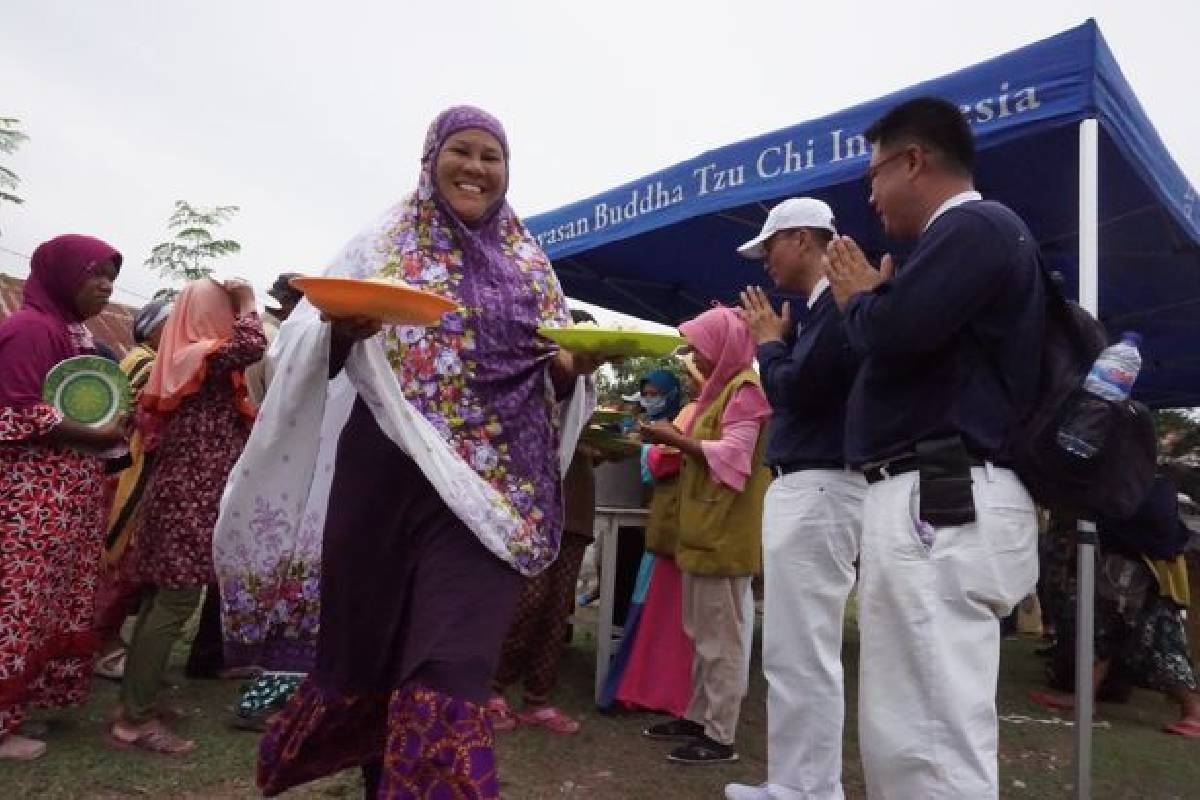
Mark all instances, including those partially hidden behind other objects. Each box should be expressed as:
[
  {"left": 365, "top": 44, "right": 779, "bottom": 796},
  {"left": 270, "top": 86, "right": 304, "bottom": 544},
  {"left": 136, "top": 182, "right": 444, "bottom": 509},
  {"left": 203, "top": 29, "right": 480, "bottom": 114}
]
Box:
[
  {"left": 42, "top": 355, "right": 132, "bottom": 427},
  {"left": 538, "top": 327, "right": 686, "bottom": 358},
  {"left": 590, "top": 408, "right": 632, "bottom": 425},
  {"left": 580, "top": 426, "right": 642, "bottom": 457}
]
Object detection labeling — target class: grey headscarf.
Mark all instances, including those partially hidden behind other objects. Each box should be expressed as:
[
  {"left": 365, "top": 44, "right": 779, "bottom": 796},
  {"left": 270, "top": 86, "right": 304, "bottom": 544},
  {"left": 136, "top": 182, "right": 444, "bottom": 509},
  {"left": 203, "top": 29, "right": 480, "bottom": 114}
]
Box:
[{"left": 133, "top": 297, "right": 174, "bottom": 344}]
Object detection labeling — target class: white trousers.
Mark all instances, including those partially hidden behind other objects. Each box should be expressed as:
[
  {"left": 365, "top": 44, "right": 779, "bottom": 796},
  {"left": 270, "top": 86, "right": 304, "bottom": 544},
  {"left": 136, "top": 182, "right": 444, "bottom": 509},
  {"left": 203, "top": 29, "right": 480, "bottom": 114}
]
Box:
[
  {"left": 858, "top": 466, "right": 1038, "bottom": 800},
  {"left": 763, "top": 469, "right": 865, "bottom": 800}
]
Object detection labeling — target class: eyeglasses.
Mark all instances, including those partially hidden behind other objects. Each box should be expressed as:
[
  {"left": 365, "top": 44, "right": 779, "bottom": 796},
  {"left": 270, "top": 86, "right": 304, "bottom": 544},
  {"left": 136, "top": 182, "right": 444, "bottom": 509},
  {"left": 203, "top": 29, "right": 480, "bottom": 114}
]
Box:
[{"left": 864, "top": 146, "right": 915, "bottom": 186}]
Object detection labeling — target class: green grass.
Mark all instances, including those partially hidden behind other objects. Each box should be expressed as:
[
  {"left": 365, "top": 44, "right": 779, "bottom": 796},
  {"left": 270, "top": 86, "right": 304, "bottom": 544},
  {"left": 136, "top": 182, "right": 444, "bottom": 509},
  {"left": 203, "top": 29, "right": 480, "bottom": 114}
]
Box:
[{"left": 2, "top": 614, "right": 1199, "bottom": 798}]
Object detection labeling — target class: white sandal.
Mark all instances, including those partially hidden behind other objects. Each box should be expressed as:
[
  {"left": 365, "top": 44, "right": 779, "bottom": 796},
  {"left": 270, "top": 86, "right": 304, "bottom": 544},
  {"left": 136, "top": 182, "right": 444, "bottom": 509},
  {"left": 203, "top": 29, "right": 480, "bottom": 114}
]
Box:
[
  {"left": 93, "top": 648, "right": 127, "bottom": 680},
  {"left": 0, "top": 733, "right": 47, "bottom": 760}
]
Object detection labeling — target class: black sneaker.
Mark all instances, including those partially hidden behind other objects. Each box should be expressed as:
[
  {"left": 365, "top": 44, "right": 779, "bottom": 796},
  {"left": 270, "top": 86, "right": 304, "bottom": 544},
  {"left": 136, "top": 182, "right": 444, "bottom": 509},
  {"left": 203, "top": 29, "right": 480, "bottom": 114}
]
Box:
[
  {"left": 668, "top": 735, "right": 739, "bottom": 765},
  {"left": 642, "top": 718, "right": 705, "bottom": 741}
]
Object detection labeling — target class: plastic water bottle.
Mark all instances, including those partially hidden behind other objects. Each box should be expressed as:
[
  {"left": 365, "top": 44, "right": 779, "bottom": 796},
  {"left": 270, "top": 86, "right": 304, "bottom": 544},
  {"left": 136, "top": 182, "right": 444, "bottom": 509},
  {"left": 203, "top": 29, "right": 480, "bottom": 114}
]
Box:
[
  {"left": 1080, "top": 331, "right": 1142, "bottom": 401},
  {"left": 1056, "top": 331, "right": 1143, "bottom": 457}
]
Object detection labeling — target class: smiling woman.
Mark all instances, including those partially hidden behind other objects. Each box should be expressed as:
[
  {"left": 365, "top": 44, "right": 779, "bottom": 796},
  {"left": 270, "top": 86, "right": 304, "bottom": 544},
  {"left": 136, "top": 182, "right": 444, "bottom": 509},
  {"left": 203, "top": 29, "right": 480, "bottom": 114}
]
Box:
[
  {"left": 215, "top": 105, "right": 606, "bottom": 800},
  {"left": 434, "top": 128, "right": 508, "bottom": 225}
]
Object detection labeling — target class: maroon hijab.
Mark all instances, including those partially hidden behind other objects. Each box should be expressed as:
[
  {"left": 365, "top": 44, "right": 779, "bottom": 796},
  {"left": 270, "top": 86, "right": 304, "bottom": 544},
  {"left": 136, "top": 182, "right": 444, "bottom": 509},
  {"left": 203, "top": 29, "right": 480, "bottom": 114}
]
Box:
[{"left": 0, "top": 234, "right": 122, "bottom": 409}]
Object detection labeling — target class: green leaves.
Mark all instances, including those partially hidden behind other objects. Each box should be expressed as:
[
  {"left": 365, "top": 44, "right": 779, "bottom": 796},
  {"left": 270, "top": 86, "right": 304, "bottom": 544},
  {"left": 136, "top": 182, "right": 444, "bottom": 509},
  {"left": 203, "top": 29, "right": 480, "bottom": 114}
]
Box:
[
  {"left": 0, "top": 118, "right": 29, "bottom": 154},
  {"left": 145, "top": 199, "right": 242, "bottom": 281},
  {"left": 595, "top": 354, "right": 686, "bottom": 406},
  {"left": 1155, "top": 409, "right": 1200, "bottom": 459},
  {"left": 0, "top": 117, "right": 28, "bottom": 227}
]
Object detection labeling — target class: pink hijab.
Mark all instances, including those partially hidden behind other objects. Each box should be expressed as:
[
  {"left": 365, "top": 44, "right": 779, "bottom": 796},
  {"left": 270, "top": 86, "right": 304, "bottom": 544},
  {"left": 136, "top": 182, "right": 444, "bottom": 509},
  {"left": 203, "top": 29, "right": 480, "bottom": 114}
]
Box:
[
  {"left": 679, "top": 306, "right": 765, "bottom": 418},
  {"left": 141, "top": 278, "right": 253, "bottom": 419},
  {"left": 0, "top": 234, "right": 121, "bottom": 409}
]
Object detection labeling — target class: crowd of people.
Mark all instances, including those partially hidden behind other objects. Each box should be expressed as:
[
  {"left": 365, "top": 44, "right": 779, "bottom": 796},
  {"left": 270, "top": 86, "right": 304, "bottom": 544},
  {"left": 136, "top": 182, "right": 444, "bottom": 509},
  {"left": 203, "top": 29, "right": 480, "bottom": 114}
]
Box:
[{"left": 0, "top": 96, "right": 1196, "bottom": 800}]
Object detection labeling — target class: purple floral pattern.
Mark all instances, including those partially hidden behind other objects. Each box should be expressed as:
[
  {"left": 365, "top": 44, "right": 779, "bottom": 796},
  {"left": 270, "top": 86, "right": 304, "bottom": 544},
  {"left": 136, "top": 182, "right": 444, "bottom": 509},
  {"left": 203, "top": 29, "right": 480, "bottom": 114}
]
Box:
[
  {"left": 257, "top": 680, "right": 498, "bottom": 798},
  {"left": 221, "top": 496, "right": 322, "bottom": 670},
  {"left": 366, "top": 168, "right": 571, "bottom": 573}
]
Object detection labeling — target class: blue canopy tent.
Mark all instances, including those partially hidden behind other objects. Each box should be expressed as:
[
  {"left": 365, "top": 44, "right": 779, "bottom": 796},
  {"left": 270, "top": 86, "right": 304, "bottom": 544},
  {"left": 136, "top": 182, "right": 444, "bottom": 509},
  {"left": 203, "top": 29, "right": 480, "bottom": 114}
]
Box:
[
  {"left": 527, "top": 20, "right": 1200, "bottom": 799},
  {"left": 526, "top": 19, "right": 1200, "bottom": 410}
]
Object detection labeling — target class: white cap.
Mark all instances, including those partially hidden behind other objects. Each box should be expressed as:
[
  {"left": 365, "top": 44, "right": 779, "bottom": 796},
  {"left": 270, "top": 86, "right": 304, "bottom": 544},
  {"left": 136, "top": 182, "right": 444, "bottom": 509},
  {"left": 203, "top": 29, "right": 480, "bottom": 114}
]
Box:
[{"left": 737, "top": 198, "right": 837, "bottom": 259}]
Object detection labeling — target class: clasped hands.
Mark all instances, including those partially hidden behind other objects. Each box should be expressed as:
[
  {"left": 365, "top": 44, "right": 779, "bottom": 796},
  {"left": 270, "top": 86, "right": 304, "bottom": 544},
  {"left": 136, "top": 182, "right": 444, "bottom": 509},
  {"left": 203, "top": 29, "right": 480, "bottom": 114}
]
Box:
[
  {"left": 823, "top": 236, "right": 895, "bottom": 310},
  {"left": 737, "top": 237, "right": 896, "bottom": 329}
]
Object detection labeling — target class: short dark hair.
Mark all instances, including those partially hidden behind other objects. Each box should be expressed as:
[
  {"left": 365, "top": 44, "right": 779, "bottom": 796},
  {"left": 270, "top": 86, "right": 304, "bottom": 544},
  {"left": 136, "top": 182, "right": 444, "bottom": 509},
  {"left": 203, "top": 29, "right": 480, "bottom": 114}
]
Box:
[
  {"left": 570, "top": 308, "right": 596, "bottom": 325},
  {"left": 865, "top": 97, "right": 974, "bottom": 175}
]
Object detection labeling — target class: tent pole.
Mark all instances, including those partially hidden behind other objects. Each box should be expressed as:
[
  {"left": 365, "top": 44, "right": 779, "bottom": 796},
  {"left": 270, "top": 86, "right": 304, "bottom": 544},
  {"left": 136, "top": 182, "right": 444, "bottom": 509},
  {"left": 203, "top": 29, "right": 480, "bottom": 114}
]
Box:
[
  {"left": 1079, "top": 119, "right": 1100, "bottom": 315},
  {"left": 1074, "top": 116, "right": 1099, "bottom": 800}
]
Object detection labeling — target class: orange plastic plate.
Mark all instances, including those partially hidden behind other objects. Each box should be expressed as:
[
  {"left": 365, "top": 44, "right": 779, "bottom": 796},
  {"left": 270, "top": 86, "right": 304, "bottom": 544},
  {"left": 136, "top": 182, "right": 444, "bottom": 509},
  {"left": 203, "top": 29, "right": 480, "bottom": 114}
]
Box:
[{"left": 290, "top": 276, "right": 457, "bottom": 325}]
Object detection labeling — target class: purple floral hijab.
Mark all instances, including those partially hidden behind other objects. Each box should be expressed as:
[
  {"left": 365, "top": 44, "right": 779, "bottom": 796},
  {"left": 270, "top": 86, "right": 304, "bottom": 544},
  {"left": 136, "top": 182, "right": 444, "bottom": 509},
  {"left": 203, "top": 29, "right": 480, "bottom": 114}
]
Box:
[
  {"left": 0, "top": 234, "right": 121, "bottom": 409},
  {"left": 373, "top": 106, "right": 571, "bottom": 572}
]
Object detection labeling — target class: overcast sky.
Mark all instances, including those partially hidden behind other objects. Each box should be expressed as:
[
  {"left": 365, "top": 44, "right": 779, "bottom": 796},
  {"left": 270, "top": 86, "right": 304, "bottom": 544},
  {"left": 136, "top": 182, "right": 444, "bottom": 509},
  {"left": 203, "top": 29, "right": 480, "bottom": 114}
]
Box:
[{"left": 2, "top": 0, "right": 1195, "bottom": 327}]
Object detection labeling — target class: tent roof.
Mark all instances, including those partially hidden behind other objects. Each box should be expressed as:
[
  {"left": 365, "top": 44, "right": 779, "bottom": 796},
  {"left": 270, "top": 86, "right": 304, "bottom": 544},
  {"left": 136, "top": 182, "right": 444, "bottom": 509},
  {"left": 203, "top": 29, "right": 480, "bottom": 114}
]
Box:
[{"left": 525, "top": 20, "right": 1200, "bottom": 408}]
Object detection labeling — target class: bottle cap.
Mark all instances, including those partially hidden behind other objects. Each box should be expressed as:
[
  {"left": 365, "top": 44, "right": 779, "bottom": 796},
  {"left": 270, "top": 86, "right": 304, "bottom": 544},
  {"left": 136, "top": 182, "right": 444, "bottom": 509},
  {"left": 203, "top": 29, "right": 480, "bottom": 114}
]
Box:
[{"left": 1119, "top": 331, "right": 1142, "bottom": 347}]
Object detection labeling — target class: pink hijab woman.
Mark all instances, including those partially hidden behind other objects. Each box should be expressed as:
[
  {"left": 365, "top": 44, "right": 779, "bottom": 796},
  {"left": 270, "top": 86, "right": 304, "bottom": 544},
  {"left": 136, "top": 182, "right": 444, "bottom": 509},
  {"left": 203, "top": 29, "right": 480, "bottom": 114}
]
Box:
[
  {"left": 637, "top": 305, "right": 770, "bottom": 765},
  {"left": 0, "top": 234, "right": 125, "bottom": 761},
  {"left": 110, "top": 276, "right": 264, "bottom": 755},
  {"left": 141, "top": 277, "right": 257, "bottom": 421}
]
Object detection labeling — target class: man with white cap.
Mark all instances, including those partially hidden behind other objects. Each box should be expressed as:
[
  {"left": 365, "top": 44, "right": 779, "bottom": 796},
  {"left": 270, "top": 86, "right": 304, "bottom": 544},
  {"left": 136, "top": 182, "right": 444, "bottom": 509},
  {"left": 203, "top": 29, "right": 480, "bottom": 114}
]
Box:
[{"left": 727, "top": 198, "right": 864, "bottom": 800}]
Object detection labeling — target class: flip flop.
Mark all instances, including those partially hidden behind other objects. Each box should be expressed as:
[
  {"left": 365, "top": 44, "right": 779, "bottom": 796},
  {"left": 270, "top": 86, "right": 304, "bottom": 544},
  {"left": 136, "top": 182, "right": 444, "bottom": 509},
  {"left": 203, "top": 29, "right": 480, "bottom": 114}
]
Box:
[
  {"left": 1163, "top": 719, "right": 1200, "bottom": 737},
  {"left": 107, "top": 722, "right": 195, "bottom": 756},
  {"left": 1028, "top": 690, "right": 1076, "bottom": 712},
  {"left": 93, "top": 648, "right": 127, "bottom": 681},
  {"left": 484, "top": 696, "right": 518, "bottom": 732},
  {"left": 516, "top": 706, "right": 581, "bottom": 735},
  {"left": 0, "top": 734, "right": 47, "bottom": 761}
]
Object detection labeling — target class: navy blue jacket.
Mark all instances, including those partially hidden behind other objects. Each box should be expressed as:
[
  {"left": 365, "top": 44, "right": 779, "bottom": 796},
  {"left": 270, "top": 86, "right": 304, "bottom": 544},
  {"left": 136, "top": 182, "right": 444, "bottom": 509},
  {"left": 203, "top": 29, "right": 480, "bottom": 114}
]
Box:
[
  {"left": 758, "top": 288, "right": 858, "bottom": 468},
  {"left": 843, "top": 200, "right": 1046, "bottom": 467}
]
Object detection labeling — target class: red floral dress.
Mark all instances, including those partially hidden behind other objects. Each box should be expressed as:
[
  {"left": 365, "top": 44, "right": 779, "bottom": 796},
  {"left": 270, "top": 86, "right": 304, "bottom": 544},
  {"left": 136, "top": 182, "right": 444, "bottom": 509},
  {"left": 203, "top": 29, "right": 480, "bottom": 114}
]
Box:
[
  {"left": 137, "top": 314, "right": 266, "bottom": 589},
  {"left": 0, "top": 404, "right": 108, "bottom": 736}
]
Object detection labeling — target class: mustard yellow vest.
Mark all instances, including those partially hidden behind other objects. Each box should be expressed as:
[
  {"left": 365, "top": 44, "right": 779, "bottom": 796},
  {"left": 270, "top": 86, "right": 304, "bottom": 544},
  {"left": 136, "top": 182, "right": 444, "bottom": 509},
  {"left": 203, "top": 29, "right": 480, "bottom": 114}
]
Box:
[{"left": 645, "top": 369, "right": 770, "bottom": 577}]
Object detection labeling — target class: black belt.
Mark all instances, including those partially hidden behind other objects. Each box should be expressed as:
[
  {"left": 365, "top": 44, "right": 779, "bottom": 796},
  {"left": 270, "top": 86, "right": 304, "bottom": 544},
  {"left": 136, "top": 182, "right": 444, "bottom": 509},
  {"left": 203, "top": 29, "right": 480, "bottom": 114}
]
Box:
[
  {"left": 770, "top": 459, "right": 847, "bottom": 477},
  {"left": 862, "top": 453, "right": 998, "bottom": 484}
]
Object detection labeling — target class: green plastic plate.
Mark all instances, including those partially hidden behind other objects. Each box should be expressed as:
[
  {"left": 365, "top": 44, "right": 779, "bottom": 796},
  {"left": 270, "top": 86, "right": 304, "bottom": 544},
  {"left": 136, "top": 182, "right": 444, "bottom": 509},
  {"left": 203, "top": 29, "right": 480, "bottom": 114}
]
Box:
[
  {"left": 42, "top": 355, "right": 132, "bottom": 427},
  {"left": 538, "top": 327, "right": 686, "bottom": 358}
]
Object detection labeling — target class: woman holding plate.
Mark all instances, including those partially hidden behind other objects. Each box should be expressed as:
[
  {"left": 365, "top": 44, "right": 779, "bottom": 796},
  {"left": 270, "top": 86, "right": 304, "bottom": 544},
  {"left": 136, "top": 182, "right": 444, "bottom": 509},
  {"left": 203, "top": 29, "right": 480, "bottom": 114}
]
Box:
[
  {"left": 0, "top": 234, "right": 126, "bottom": 761},
  {"left": 638, "top": 306, "right": 771, "bottom": 766},
  {"left": 108, "top": 276, "right": 266, "bottom": 755},
  {"left": 215, "top": 106, "right": 600, "bottom": 799}
]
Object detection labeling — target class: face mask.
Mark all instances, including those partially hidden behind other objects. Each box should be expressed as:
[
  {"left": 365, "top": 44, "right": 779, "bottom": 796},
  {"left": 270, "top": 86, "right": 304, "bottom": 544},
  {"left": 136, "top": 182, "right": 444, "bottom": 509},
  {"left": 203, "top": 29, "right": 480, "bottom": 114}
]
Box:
[{"left": 640, "top": 395, "right": 667, "bottom": 416}]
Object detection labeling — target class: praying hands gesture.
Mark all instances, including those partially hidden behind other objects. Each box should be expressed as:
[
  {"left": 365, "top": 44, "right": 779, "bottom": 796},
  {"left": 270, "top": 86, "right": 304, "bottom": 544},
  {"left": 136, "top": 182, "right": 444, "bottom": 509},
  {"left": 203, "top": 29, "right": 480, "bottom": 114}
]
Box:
[
  {"left": 824, "top": 236, "right": 895, "bottom": 310},
  {"left": 738, "top": 286, "right": 791, "bottom": 345}
]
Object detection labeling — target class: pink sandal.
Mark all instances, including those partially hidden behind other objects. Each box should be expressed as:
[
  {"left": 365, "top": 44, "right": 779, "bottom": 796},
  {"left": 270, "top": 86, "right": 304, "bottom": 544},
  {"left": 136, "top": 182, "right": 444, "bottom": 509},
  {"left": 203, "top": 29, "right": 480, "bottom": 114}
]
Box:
[
  {"left": 1028, "top": 690, "right": 1075, "bottom": 712},
  {"left": 516, "top": 706, "right": 580, "bottom": 735},
  {"left": 484, "top": 696, "right": 517, "bottom": 732},
  {"left": 107, "top": 720, "right": 195, "bottom": 756},
  {"left": 1164, "top": 719, "right": 1200, "bottom": 738}
]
